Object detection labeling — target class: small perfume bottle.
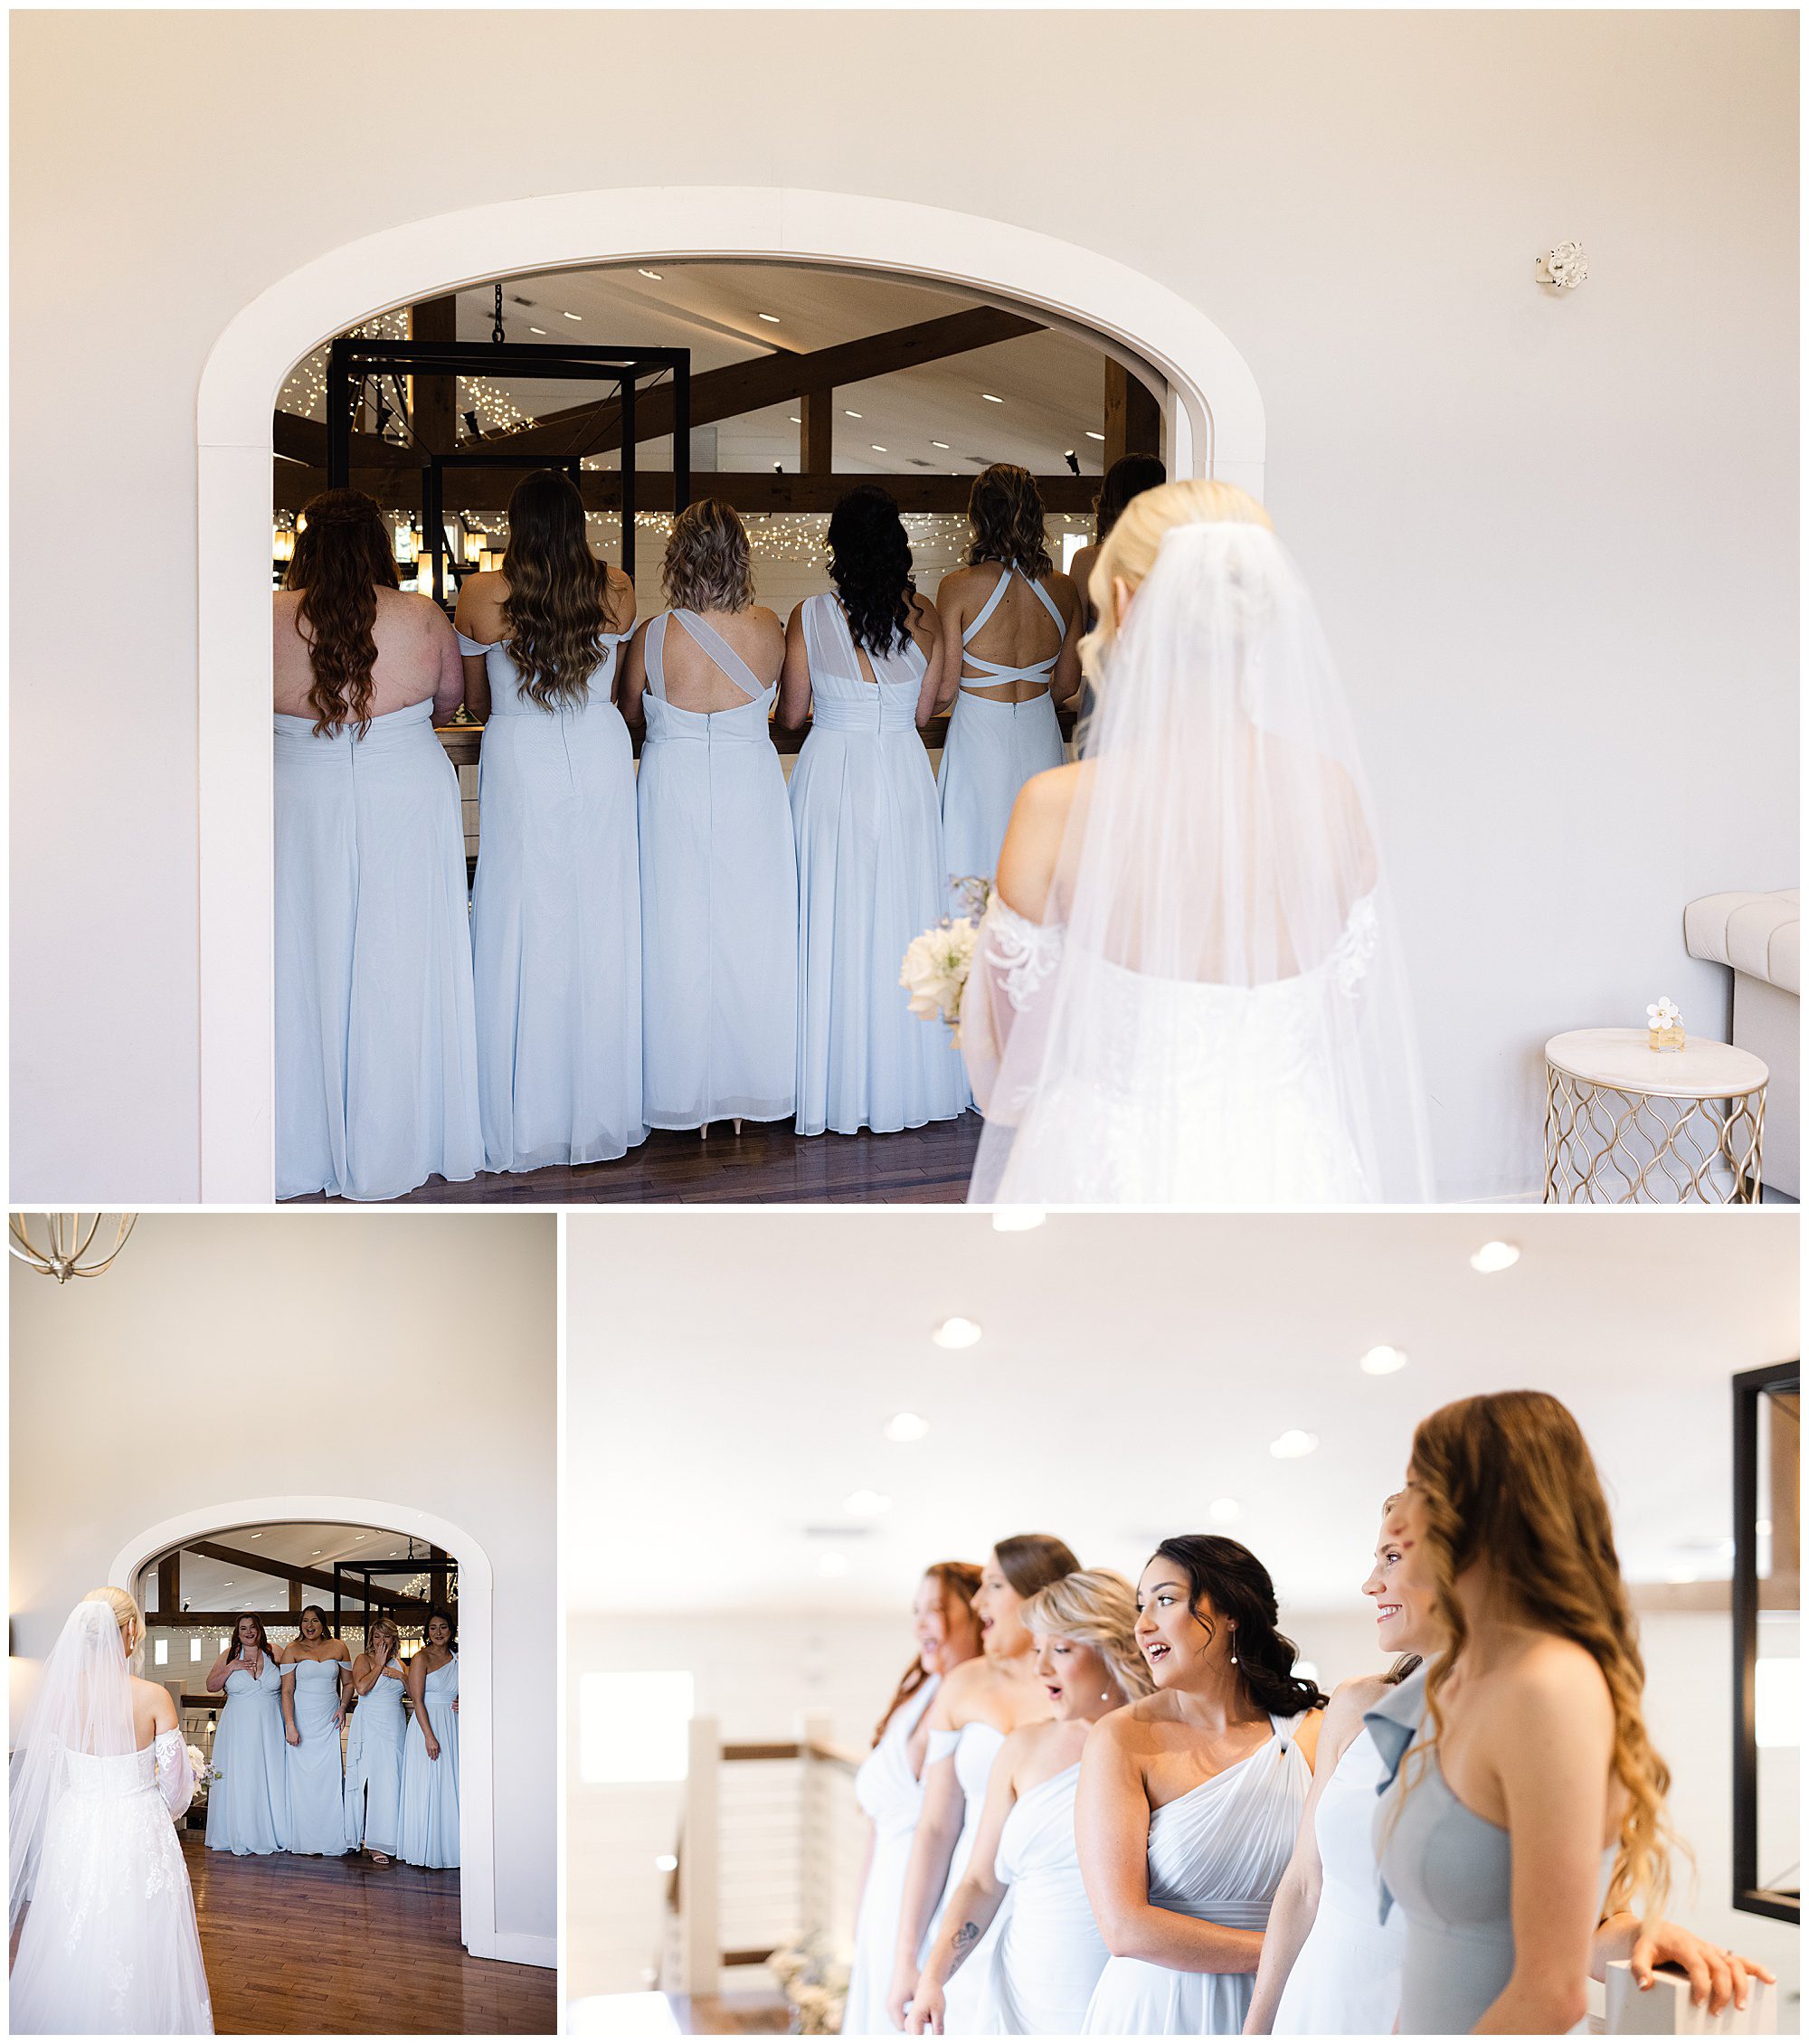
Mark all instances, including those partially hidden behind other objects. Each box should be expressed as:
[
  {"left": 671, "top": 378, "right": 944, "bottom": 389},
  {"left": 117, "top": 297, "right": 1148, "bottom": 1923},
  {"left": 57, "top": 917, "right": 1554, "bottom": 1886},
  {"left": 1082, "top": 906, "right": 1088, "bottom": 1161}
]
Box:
[{"left": 1646, "top": 998, "right": 1685, "bottom": 1052}]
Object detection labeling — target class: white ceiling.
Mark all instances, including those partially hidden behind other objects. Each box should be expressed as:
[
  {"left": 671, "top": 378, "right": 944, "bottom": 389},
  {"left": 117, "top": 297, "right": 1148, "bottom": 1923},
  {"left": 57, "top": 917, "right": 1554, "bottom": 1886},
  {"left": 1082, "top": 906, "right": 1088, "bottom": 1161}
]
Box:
[
  {"left": 567, "top": 1211, "right": 1797, "bottom": 1619},
  {"left": 355, "top": 260, "right": 1109, "bottom": 479},
  {"left": 145, "top": 1519, "right": 442, "bottom": 1617}
]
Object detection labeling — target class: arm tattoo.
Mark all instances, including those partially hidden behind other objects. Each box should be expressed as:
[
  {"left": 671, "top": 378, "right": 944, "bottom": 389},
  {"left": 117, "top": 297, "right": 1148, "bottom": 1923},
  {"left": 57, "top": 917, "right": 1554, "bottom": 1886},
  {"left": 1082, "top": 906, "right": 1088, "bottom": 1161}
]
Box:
[{"left": 946, "top": 1921, "right": 982, "bottom": 1974}]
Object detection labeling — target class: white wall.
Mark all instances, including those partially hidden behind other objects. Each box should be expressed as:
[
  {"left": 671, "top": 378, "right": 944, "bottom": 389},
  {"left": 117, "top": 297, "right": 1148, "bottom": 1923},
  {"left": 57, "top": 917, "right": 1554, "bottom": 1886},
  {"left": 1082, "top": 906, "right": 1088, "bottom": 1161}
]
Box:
[
  {"left": 9, "top": 10, "right": 1797, "bottom": 1198},
  {"left": 8, "top": 1212, "right": 558, "bottom": 1955},
  {"left": 569, "top": 1600, "right": 1800, "bottom": 2011}
]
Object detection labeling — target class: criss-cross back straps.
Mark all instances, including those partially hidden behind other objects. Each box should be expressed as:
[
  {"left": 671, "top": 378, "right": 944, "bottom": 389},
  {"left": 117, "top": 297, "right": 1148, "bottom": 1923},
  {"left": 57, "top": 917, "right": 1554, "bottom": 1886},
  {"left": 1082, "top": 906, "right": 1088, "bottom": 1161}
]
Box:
[
  {"left": 961, "top": 562, "right": 1066, "bottom": 684},
  {"left": 664, "top": 608, "right": 772, "bottom": 705}
]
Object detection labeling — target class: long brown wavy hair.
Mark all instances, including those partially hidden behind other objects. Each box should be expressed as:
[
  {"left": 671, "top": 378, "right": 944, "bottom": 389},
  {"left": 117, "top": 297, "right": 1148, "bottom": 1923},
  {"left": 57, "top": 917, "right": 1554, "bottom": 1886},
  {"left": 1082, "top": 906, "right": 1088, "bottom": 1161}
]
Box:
[
  {"left": 285, "top": 488, "right": 401, "bottom": 736},
  {"left": 967, "top": 464, "right": 1052, "bottom": 579},
  {"left": 663, "top": 497, "right": 756, "bottom": 613},
  {"left": 873, "top": 1561, "right": 981, "bottom": 1746},
  {"left": 1406, "top": 1390, "right": 1674, "bottom": 1918},
  {"left": 229, "top": 1613, "right": 278, "bottom": 1665},
  {"left": 501, "top": 469, "right": 615, "bottom": 709}
]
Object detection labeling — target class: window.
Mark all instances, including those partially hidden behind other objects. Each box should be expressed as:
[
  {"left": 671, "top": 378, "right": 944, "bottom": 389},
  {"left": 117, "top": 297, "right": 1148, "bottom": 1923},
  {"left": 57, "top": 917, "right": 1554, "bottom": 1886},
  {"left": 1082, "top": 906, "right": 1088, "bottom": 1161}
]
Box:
[
  {"left": 580, "top": 1671, "right": 695, "bottom": 1784},
  {"left": 1061, "top": 530, "right": 1089, "bottom": 574},
  {"left": 190, "top": 1638, "right": 203, "bottom": 1662},
  {"left": 153, "top": 1639, "right": 168, "bottom": 1666}
]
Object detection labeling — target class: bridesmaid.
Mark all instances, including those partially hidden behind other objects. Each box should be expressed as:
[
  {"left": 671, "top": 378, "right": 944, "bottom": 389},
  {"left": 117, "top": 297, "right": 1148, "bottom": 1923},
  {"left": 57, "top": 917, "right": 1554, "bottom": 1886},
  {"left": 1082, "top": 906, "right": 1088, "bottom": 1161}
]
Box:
[
  {"left": 934, "top": 466, "right": 1083, "bottom": 903},
  {"left": 274, "top": 487, "right": 481, "bottom": 1201},
  {"left": 1066, "top": 453, "right": 1166, "bottom": 634},
  {"left": 846, "top": 1562, "right": 984, "bottom": 2035},
  {"left": 1246, "top": 1495, "right": 1770, "bottom": 2032},
  {"left": 886, "top": 1535, "right": 1080, "bottom": 2032},
  {"left": 1369, "top": 1392, "right": 1690, "bottom": 2034},
  {"left": 1077, "top": 1537, "right": 1326, "bottom": 2034},
  {"left": 909, "top": 1570, "right": 1151, "bottom": 2036},
  {"left": 620, "top": 500, "right": 796, "bottom": 1135},
  {"left": 344, "top": 1614, "right": 408, "bottom": 1866},
  {"left": 204, "top": 1614, "right": 290, "bottom": 1855},
  {"left": 279, "top": 1605, "right": 350, "bottom": 1856},
  {"left": 456, "top": 469, "right": 644, "bottom": 1173},
  {"left": 399, "top": 1610, "right": 460, "bottom": 1869},
  {"left": 780, "top": 486, "right": 968, "bottom": 1137}
]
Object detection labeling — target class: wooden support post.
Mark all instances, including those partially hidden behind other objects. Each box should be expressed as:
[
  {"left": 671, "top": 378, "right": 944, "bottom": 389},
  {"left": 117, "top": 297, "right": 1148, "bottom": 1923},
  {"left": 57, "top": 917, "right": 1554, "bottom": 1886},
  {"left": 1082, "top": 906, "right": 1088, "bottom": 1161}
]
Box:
[
  {"left": 408, "top": 297, "right": 459, "bottom": 457},
  {"left": 1103, "top": 361, "right": 1162, "bottom": 466},
  {"left": 156, "top": 1552, "right": 180, "bottom": 1617},
  {"left": 680, "top": 1716, "right": 721, "bottom": 1997},
  {"left": 801, "top": 389, "right": 833, "bottom": 474}
]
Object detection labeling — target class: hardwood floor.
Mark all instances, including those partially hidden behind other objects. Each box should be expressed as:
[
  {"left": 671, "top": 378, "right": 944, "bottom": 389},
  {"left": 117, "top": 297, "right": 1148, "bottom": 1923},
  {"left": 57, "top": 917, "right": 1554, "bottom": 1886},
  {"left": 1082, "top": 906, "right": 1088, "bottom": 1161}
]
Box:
[
  {"left": 290, "top": 1112, "right": 983, "bottom": 1206},
  {"left": 183, "top": 1835, "right": 554, "bottom": 2034}
]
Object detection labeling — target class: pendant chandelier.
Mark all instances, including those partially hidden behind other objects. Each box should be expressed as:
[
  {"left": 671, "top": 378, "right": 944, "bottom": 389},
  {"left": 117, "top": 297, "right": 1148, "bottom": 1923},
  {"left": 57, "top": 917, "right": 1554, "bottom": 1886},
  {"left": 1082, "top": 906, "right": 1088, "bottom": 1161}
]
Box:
[{"left": 8, "top": 1213, "right": 137, "bottom": 1283}]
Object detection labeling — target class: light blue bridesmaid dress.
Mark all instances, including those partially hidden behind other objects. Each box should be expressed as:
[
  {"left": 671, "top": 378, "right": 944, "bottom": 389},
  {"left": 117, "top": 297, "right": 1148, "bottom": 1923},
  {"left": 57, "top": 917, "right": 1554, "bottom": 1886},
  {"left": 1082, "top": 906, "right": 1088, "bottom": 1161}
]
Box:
[
  {"left": 464, "top": 632, "right": 647, "bottom": 1172},
  {"left": 204, "top": 1658, "right": 291, "bottom": 1855},
  {"left": 790, "top": 593, "right": 969, "bottom": 1136},
  {"left": 344, "top": 1658, "right": 407, "bottom": 1854},
  {"left": 937, "top": 563, "right": 1069, "bottom": 903},
  {"left": 283, "top": 1656, "right": 348, "bottom": 1855},
  {"left": 398, "top": 1654, "right": 460, "bottom": 1869},
  {"left": 638, "top": 610, "right": 798, "bottom": 1129},
  {"left": 274, "top": 699, "right": 484, "bottom": 1201}
]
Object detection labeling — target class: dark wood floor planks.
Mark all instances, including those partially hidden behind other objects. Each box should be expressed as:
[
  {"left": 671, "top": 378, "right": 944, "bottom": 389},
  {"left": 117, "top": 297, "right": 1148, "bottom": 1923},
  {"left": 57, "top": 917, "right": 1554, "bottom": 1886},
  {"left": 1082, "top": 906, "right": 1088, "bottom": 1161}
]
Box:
[
  {"left": 183, "top": 1835, "right": 555, "bottom": 2034},
  {"left": 289, "top": 1113, "right": 983, "bottom": 1207}
]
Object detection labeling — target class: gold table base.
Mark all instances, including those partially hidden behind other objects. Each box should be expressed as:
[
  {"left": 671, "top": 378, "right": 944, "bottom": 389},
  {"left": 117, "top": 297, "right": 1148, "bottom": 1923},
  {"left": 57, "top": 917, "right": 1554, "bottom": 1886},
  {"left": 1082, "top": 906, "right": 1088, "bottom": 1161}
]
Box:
[{"left": 1542, "top": 1066, "right": 1766, "bottom": 1205}]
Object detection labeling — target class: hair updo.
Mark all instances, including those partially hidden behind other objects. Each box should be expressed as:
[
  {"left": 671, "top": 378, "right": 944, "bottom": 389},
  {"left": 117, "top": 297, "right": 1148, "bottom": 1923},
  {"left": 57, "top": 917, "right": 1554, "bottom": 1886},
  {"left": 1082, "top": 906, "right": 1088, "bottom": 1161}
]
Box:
[
  {"left": 82, "top": 1585, "right": 144, "bottom": 1656},
  {"left": 1148, "top": 1535, "right": 1328, "bottom": 1717},
  {"left": 1019, "top": 1568, "right": 1153, "bottom": 1701}
]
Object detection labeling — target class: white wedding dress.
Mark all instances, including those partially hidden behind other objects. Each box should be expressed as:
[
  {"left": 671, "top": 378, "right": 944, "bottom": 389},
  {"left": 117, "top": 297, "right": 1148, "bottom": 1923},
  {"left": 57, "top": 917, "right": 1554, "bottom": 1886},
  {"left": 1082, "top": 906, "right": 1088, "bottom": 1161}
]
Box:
[
  {"left": 10, "top": 1603, "right": 214, "bottom": 2035},
  {"left": 962, "top": 516, "right": 1429, "bottom": 1206}
]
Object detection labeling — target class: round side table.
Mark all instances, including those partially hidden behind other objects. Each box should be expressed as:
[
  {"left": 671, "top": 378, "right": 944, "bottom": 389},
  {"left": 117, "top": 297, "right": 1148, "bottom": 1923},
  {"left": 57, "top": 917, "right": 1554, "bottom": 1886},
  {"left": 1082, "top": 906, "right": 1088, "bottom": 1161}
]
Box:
[{"left": 1542, "top": 1028, "right": 1768, "bottom": 1204}]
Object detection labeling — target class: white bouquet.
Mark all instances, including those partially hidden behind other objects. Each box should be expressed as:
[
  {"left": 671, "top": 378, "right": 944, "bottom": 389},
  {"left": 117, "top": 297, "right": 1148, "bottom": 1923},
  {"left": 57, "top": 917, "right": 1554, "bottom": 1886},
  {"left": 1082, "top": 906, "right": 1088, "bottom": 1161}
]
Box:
[
  {"left": 187, "top": 1746, "right": 221, "bottom": 1797},
  {"left": 901, "top": 876, "right": 990, "bottom": 1046}
]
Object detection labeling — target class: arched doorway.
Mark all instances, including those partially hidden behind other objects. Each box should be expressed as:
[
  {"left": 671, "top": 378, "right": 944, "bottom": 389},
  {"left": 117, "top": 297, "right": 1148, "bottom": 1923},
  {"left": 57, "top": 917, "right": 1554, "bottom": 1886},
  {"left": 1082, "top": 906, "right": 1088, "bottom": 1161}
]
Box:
[
  {"left": 197, "top": 185, "right": 1266, "bottom": 1197},
  {"left": 107, "top": 1494, "right": 512, "bottom": 1964}
]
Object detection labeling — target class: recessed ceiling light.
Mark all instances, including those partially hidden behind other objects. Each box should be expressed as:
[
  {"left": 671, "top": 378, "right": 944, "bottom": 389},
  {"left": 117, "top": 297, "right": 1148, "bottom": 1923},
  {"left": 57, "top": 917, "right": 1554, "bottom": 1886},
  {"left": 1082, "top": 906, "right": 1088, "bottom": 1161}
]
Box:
[
  {"left": 638, "top": 268, "right": 662, "bottom": 280},
  {"left": 818, "top": 1551, "right": 851, "bottom": 1577},
  {"left": 561, "top": 310, "right": 582, "bottom": 322},
  {"left": 528, "top": 326, "right": 547, "bottom": 336},
  {"left": 843, "top": 1489, "right": 892, "bottom": 1518},
  {"left": 1208, "top": 1498, "right": 1242, "bottom": 1523},
  {"left": 871, "top": 444, "right": 888, "bottom": 453},
  {"left": 981, "top": 393, "right": 1003, "bottom": 403},
  {"left": 844, "top": 410, "right": 863, "bottom": 419},
  {"left": 354, "top": 1535, "right": 365, "bottom": 1541},
  {"left": 251, "top": 1532, "right": 261, "bottom": 1538},
  {"left": 1084, "top": 431, "right": 1106, "bottom": 441},
  {"left": 991, "top": 1207, "right": 1046, "bottom": 1233},
  {"left": 757, "top": 312, "right": 781, "bottom": 324},
  {"left": 885, "top": 1412, "right": 931, "bottom": 1443},
  {"left": 1270, "top": 1430, "right": 1319, "bottom": 1460},
  {"left": 654, "top": 1853, "right": 678, "bottom": 1872},
  {"left": 1359, "top": 1345, "right": 1408, "bottom": 1376},
  {"left": 223, "top": 1579, "right": 232, "bottom": 1586},
  {"left": 931, "top": 440, "right": 951, "bottom": 450},
  {"left": 312, "top": 1551, "right": 321, "bottom": 1557},
  {"left": 1469, "top": 1241, "right": 1520, "bottom": 1273},
  {"left": 788, "top": 415, "right": 801, "bottom": 424},
  {"left": 932, "top": 1316, "right": 982, "bottom": 1349}
]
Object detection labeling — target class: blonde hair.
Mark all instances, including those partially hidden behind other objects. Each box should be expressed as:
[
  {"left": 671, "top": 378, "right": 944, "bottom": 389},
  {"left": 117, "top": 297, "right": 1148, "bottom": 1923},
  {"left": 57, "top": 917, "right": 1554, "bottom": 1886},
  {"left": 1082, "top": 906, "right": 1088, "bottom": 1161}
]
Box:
[
  {"left": 1018, "top": 1568, "right": 1153, "bottom": 1701},
  {"left": 662, "top": 497, "right": 755, "bottom": 613},
  {"left": 83, "top": 1585, "right": 144, "bottom": 1657},
  {"left": 1082, "top": 479, "right": 1273, "bottom": 678},
  {"left": 1408, "top": 1391, "right": 1676, "bottom": 1920}
]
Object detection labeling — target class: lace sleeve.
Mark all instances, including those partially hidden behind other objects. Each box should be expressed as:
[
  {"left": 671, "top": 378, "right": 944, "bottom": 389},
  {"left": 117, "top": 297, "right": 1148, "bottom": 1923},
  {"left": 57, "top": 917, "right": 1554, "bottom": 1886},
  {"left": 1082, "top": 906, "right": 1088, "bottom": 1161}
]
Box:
[
  {"left": 961, "top": 898, "right": 1066, "bottom": 1117},
  {"left": 153, "top": 1728, "right": 195, "bottom": 1821},
  {"left": 1331, "top": 894, "right": 1380, "bottom": 1001}
]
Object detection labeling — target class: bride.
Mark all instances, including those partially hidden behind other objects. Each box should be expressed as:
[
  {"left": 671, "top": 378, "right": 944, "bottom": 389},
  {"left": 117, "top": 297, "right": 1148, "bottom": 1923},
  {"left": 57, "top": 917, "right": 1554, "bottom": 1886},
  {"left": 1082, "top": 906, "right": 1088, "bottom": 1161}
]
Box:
[
  {"left": 961, "top": 481, "right": 1431, "bottom": 1204},
  {"left": 9, "top": 1587, "right": 214, "bottom": 2034}
]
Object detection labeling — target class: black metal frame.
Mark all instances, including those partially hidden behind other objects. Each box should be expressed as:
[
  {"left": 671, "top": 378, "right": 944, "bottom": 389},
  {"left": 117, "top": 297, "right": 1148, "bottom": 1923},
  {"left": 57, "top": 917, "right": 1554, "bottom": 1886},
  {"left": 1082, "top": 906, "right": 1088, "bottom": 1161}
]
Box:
[
  {"left": 325, "top": 336, "right": 692, "bottom": 595},
  {"left": 1731, "top": 1356, "right": 1799, "bottom": 1923},
  {"left": 331, "top": 1556, "right": 459, "bottom": 1642}
]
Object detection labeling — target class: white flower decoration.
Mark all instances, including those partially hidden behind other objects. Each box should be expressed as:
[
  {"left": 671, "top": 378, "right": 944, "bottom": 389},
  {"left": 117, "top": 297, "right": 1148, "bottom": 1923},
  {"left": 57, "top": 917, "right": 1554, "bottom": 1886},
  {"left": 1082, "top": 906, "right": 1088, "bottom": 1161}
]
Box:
[
  {"left": 1536, "top": 241, "right": 1589, "bottom": 289},
  {"left": 1646, "top": 997, "right": 1681, "bottom": 1027}
]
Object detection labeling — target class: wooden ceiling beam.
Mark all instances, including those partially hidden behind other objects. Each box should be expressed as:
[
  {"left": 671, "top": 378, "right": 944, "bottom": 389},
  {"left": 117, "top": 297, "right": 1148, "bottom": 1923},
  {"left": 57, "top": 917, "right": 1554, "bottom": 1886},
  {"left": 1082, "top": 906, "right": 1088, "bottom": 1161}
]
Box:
[
  {"left": 487, "top": 305, "right": 1044, "bottom": 460},
  {"left": 185, "top": 1538, "right": 366, "bottom": 1599},
  {"left": 274, "top": 467, "right": 1095, "bottom": 518}
]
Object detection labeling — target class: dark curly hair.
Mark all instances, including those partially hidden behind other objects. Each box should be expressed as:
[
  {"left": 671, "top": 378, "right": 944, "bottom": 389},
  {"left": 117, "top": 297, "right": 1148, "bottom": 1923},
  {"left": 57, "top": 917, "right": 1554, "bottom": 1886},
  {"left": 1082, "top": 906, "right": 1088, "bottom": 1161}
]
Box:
[
  {"left": 826, "top": 486, "right": 917, "bottom": 655},
  {"left": 500, "top": 469, "right": 615, "bottom": 709},
  {"left": 1094, "top": 452, "right": 1167, "bottom": 545},
  {"left": 1149, "top": 1535, "right": 1328, "bottom": 1718},
  {"left": 966, "top": 464, "right": 1052, "bottom": 579},
  {"left": 284, "top": 487, "right": 402, "bottom": 737}
]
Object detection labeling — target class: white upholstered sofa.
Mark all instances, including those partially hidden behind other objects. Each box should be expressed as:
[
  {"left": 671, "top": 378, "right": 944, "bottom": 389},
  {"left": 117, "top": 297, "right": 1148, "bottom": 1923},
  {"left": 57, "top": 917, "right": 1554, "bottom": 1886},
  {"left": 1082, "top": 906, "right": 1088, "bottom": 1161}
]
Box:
[{"left": 1683, "top": 887, "right": 1799, "bottom": 1199}]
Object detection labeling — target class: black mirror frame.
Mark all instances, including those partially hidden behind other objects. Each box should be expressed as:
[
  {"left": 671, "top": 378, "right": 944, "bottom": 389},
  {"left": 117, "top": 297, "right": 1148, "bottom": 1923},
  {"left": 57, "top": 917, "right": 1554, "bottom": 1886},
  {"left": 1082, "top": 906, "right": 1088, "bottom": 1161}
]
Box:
[{"left": 1731, "top": 1356, "right": 1799, "bottom": 1923}]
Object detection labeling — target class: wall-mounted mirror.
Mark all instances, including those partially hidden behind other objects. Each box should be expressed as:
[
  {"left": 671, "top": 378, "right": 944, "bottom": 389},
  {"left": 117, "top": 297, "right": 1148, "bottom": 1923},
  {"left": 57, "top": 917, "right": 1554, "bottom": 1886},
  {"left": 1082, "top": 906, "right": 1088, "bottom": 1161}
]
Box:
[{"left": 1733, "top": 1358, "right": 1799, "bottom": 1922}]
